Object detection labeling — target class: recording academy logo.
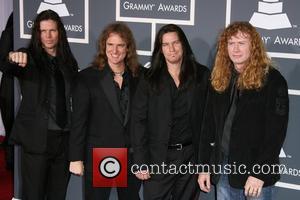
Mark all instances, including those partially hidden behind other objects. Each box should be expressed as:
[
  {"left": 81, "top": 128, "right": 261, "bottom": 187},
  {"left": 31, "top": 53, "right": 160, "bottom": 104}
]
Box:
[
  {"left": 37, "top": 0, "right": 70, "bottom": 17},
  {"left": 19, "top": 0, "right": 89, "bottom": 43},
  {"left": 249, "top": 0, "right": 292, "bottom": 30}
]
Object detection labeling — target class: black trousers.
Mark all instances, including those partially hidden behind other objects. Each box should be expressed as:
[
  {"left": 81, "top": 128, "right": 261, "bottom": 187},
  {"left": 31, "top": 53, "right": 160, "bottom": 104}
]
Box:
[
  {"left": 84, "top": 145, "right": 141, "bottom": 200},
  {"left": 21, "top": 130, "right": 70, "bottom": 200},
  {"left": 143, "top": 145, "right": 199, "bottom": 200}
]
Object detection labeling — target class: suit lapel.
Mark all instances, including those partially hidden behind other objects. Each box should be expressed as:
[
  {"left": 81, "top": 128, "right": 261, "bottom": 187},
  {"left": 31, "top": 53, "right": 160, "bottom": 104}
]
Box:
[{"left": 100, "top": 66, "right": 123, "bottom": 124}]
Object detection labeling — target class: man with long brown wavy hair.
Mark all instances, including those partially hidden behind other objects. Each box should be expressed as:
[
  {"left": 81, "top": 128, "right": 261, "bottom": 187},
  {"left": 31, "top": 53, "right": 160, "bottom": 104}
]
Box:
[
  {"left": 69, "top": 22, "right": 141, "bottom": 200},
  {"left": 198, "top": 21, "right": 289, "bottom": 200}
]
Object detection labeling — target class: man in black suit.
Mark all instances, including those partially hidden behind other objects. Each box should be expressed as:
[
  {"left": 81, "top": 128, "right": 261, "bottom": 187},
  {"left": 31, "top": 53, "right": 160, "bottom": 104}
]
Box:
[
  {"left": 198, "top": 22, "right": 289, "bottom": 200},
  {"left": 69, "top": 22, "right": 141, "bottom": 200},
  {"left": 131, "top": 24, "right": 210, "bottom": 200},
  {"left": 0, "top": 10, "right": 78, "bottom": 200}
]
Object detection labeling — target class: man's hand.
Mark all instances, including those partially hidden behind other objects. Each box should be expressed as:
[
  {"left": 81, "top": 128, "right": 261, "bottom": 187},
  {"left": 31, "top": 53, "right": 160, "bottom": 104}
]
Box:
[
  {"left": 134, "top": 170, "right": 151, "bottom": 180},
  {"left": 8, "top": 51, "right": 27, "bottom": 67},
  {"left": 244, "top": 176, "right": 264, "bottom": 197},
  {"left": 69, "top": 161, "right": 84, "bottom": 176},
  {"left": 198, "top": 173, "right": 211, "bottom": 193}
]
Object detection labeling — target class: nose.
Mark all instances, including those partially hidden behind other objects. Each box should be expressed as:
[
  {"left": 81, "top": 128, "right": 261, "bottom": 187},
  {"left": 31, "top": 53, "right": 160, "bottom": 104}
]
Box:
[
  {"left": 45, "top": 31, "right": 51, "bottom": 38},
  {"left": 169, "top": 44, "right": 175, "bottom": 52},
  {"left": 112, "top": 46, "right": 118, "bottom": 53},
  {"left": 233, "top": 44, "right": 239, "bottom": 51}
]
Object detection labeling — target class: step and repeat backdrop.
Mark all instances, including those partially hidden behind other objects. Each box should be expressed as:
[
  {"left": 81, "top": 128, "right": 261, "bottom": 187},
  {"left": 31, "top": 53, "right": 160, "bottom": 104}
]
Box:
[{"left": 12, "top": 0, "right": 299, "bottom": 199}]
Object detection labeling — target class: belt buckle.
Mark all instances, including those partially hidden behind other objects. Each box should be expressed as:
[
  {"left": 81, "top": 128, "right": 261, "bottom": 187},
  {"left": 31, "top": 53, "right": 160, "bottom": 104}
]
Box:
[{"left": 175, "top": 143, "right": 182, "bottom": 150}]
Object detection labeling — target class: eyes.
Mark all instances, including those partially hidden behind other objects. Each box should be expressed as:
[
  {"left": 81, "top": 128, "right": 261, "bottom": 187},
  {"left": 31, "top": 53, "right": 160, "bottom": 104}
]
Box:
[
  {"left": 40, "top": 29, "right": 58, "bottom": 33},
  {"left": 162, "top": 40, "right": 181, "bottom": 48},
  {"left": 227, "top": 40, "right": 251, "bottom": 51},
  {"left": 106, "top": 43, "right": 127, "bottom": 51},
  {"left": 228, "top": 41, "right": 248, "bottom": 46}
]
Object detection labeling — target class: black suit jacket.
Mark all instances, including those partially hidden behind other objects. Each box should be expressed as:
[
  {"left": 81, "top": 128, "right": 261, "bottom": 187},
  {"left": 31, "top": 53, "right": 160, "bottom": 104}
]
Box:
[
  {"left": 0, "top": 73, "right": 14, "bottom": 136},
  {"left": 69, "top": 65, "right": 140, "bottom": 161},
  {"left": 131, "top": 63, "right": 210, "bottom": 167},
  {"left": 0, "top": 50, "right": 77, "bottom": 153},
  {"left": 198, "top": 68, "right": 289, "bottom": 188},
  {"left": 0, "top": 14, "right": 14, "bottom": 137}
]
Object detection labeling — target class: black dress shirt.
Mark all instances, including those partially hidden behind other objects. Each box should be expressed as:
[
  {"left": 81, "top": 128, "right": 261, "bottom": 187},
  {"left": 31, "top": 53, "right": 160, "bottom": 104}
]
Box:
[
  {"left": 167, "top": 72, "right": 193, "bottom": 145},
  {"left": 221, "top": 69, "right": 239, "bottom": 155},
  {"left": 112, "top": 70, "right": 130, "bottom": 122},
  {"left": 47, "top": 56, "right": 68, "bottom": 131}
]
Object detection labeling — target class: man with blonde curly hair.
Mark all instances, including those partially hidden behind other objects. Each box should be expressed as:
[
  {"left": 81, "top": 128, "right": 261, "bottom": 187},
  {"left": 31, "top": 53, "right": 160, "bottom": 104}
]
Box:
[{"left": 198, "top": 21, "right": 289, "bottom": 200}]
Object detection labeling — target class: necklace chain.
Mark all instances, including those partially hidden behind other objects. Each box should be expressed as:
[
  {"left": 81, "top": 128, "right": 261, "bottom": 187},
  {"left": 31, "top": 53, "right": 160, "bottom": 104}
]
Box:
[{"left": 113, "top": 71, "right": 124, "bottom": 76}]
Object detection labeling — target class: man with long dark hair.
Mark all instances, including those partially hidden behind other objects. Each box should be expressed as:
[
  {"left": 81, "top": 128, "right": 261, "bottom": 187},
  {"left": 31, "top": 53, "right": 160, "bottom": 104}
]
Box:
[
  {"left": 131, "top": 24, "right": 210, "bottom": 199},
  {"left": 198, "top": 21, "right": 289, "bottom": 200},
  {"left": 69, "top": 22, "right": 141, "bottom": 200},
  {"left": 0, "top": 10, "right": 78, "bottom": 199}
]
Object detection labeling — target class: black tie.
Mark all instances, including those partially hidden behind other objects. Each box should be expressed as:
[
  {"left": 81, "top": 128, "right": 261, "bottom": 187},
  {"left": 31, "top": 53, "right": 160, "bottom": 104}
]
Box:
[{"left": 52, "top": 59, "right": 67, "bottom": 129}]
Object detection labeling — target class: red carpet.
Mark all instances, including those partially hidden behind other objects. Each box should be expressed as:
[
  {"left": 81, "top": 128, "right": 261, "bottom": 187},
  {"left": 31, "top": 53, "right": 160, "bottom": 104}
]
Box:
[{"left": 0, "top": 136, "right": 13, "bottom": 200}]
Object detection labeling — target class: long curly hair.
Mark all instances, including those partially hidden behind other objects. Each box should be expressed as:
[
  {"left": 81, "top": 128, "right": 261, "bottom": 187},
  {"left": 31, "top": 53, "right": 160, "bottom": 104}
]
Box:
[
  {"left": 93, "top": 22, "right": 139, "bottom": 76},
  {"left": 211, "top": 21, "right": 271, "bottom": 92}
]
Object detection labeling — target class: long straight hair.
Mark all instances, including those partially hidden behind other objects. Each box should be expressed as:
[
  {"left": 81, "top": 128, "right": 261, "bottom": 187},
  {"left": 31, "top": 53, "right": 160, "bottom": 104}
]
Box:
[
  {"left": 28, "top": 9, "right": 78, "bottom": 71},
  {"left": 147, "top": 24, "right": 197, "bottom": 92}
]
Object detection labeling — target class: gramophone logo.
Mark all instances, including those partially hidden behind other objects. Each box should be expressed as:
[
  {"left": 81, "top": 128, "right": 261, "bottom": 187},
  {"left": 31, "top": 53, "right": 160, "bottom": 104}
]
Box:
[
  {"left": 279, "top": 148, "right": 291, "bottom": 158},
  {"left": 19, "top": 0, "right": 89, "bottom": 43},
  {"left": 249, "top": 0, "right": 292, "bottom": 30},
  {"left": 37, "top": 0, "right": 70, "bottom": 17}
]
